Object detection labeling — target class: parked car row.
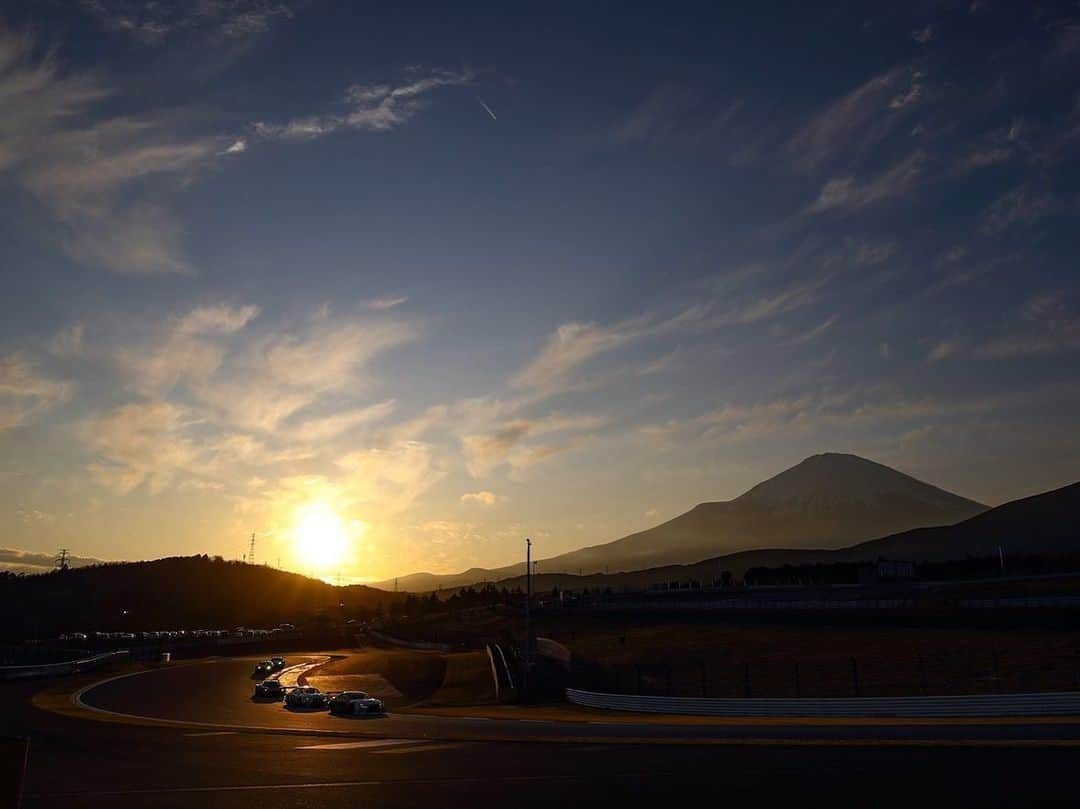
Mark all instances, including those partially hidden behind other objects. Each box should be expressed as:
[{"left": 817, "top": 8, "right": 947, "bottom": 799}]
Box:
[{"left": 58, "top": 624, "right": 300, "bottom": 644}]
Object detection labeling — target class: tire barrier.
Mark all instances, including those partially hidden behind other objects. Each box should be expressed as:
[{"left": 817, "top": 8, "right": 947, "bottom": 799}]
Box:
[
  {"left": 0, "top": 650, "right": 130, "bottom": 681},
  {"left": 565, "top": 687, "right": 1080, "bottom": 718}
]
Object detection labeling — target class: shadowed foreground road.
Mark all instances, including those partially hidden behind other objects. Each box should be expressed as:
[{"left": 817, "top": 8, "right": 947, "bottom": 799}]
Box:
[{"left": 4, "top": 656, "right": 1080, "bottom": 808}]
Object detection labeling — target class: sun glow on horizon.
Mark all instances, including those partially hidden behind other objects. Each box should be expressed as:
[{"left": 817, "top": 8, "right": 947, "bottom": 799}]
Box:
[{"left": 291, "top": 501, "right": 353, "bottom": 572}]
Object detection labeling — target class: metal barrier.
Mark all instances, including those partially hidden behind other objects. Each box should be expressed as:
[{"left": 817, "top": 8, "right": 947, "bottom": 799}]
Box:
[
  {"left": 0, "top": 650, "right": 130, "bottom": 681},
  {"left": 565, "top": 687, "right": 1080, "bottom": 717}
]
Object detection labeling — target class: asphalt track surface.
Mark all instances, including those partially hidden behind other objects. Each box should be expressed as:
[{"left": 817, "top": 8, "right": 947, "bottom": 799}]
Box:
[{"left": 6, "top": 654, "right": 1080, "bottom": 808}]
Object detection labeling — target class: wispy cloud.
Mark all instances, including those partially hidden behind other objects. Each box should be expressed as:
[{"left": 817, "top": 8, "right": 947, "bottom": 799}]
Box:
[
  {"left": 334, "top": 439, "right": 445, "bottom": 515},
  {"left": 254, "top": 68, "right": 474, "bottom": 142},
  {"left": 0, "top": 26, "right": 239, "bottom": 273},
  {"left": 462, "top": 413, "right": 606, "bottom": 478},
  {"left": 290, "top": 400, "right": 396, "bottom": 442},
  {"left": 981, "top": 185, "right": 1065, "bottom": 235},
  {"left": 911, "top": 25, "right": 936, "bottom": 44},
  {"left": 616, "top": 85, "right": 743, "bottom": 146},
  {"left": 364, "top": 297, "right": 408, "bottom": 311},
  {"left": 82, "top": 402, "right": 197, "bottom": 494},
  {"left": 117, "top": 303, "right": 260, "bottom": 394},
  {"left": 511, "top": 305, "right": 722, "bottom": 394},
  {"left": 0, "top": 547, "right": 103, "bottom": 573},
  {"left": 461, "top": 490, "right": 498, "bottom": 505},
  {"left": 977, "top": 293, "right": 1080, "bottom": 357},
  {"left": 80, "top": 0, "right": 296, "bottom": 43},
  {"left": 787, "top": 316, "right": 837, "bottom": 345},
  {"left": 0, "top": 354, "right": 72, "bottom": 431},
  {"left": 787, "top": 67, "right": 920, "bottom": 171},
  {"left": 927, "top": 339, "right": 965, "bottom": 362},
  {"left": 808, "top": 151, "right": 925, "bottom": 214}
]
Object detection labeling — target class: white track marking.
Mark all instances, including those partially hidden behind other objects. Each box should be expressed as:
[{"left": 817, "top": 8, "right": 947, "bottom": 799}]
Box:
[
  {"left": 273, "top": 657, "right": 330, "bottom": 687},
  {"left": 296, "top": 739, "right": 425, "bottom": 751},
  {"left": 372, "top": 742, "right": 466, "bottom": 755}
]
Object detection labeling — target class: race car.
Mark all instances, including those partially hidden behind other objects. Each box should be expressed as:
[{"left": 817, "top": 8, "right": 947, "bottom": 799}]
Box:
[
  {"left": 284, "top": 685, "right": 328, "bottom": 708},
  {"left": 328, "top": 690, "right": 386, "bottom": 716},
  {"left": 253, "top": 679, "right": 285, "bottom": 699},
  {"left": 269, "top": 656, "right": 286, "bottom": 670},
  {"left": 252, "top": 660, "right": 275, "bottom": 677}
]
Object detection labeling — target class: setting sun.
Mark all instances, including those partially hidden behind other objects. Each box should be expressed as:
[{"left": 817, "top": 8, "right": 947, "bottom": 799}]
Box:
[{"left": 292, "top": 502, "right": 350, "bottom": 571}]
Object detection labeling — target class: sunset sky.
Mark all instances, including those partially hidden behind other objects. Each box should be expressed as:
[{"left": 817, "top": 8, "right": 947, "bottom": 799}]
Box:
[{"left": 1, "top": 1, "right": 1078, "bottom": 581}]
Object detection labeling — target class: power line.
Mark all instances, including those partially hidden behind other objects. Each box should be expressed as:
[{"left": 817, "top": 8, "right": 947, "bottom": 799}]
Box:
[{"left": 55, "top": 548, "right": 70, "bottom": 571}]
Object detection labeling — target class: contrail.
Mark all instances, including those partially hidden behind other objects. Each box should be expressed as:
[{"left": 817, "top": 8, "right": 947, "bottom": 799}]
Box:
[{"left": 477, "top": 97, "right": 497, "bottom": 120}]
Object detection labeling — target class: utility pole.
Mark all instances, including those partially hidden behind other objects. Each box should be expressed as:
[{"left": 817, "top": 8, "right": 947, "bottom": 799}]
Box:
[
  {"left": 248, "top": 532, "right": 256, "bottom": 566},
  {"left": 523, "top": 537, "right": 532, "bottom": 702},
  {"left": 55, "top": 548, "right": 70, "bottom": 571}
]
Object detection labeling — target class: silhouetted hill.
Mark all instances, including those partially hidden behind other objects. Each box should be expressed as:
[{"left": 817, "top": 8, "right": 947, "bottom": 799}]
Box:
[
  {"left": 836, "top": 480, "right": 1080, "bottom": 562},
  {"left": 374, "top": 453, "right": 987, "bottom": 591},
  {"left": 0, "top": 555, "right": 403, "bottom": 641}
]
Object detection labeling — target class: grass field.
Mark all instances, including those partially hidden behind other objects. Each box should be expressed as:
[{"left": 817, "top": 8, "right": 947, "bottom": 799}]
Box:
[
  {"left": 381, "top": 597, "right": 1080, "bottom": 699},
  {"left": 539, "top": 616, "right": 1080, "bottom": 697}
]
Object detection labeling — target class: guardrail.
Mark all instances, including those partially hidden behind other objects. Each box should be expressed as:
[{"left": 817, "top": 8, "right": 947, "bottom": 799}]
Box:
[
  {"left": 0, "top": 650, "right": 130, "bottom": 681},
  {"left": 565, "top": 687, "right": 1080, "bottom": 718}
]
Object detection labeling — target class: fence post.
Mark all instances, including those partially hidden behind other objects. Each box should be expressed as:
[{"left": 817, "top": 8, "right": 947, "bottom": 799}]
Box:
[
  {"left": 918, "top": 655, "right": 928, "bottom": 696},
  {"left": 666, "top": 665, "right": 672, "bottom": 697},
  {"left": 701, "top": 661, "right": 708, "bottom": 698},
  {"left": 635, "top": 665, "right": 642, "bottom": 695},
  {"left": 743, "top": 663, "right": 752, "bottom": 698},
  {"left": 794, "top": 662, "right": 801, "bottom": 698},
  {"left": 850, "top": 657, "right": 860, "bottom": 697}
]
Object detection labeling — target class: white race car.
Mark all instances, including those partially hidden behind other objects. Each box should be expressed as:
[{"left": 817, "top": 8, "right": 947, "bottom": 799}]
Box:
[
  {"left": 284, "top": 686, "right": 328, "bottom": 708},
  {"left": 328, "top": 690, "right": 386, "bottom": 716}
]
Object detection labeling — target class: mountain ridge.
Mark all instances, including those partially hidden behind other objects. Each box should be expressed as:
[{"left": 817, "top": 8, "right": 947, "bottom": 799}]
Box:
[
  {"left": 400, "top": 480, "right": 1080, "bottom": 595},
  {"left": 374, "top": 453, "right": 988, "bottom": 592}
]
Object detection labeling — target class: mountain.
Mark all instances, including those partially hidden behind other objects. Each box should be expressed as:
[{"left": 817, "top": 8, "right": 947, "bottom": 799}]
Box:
[
  {"left": 374, "top": 453, "right": 988, "bottom": 592},
  {"left": 418, "top": 480, "right": 1080, "bottom": 595}
]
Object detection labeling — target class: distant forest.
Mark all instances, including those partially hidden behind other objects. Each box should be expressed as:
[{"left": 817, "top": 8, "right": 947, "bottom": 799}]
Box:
[{"left": 744, "top": 553, "right": 1080, "bottom": 587}]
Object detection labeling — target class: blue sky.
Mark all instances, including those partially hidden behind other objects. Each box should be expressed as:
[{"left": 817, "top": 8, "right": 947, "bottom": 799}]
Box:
[{"left": 1, "top": 1, "right": 1078, "bottom": 579}]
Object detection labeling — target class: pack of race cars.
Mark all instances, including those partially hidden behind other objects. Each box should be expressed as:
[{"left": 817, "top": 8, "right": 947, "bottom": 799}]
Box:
[{"left": 251, "top": 657, "right": 386, "bottom": 716}]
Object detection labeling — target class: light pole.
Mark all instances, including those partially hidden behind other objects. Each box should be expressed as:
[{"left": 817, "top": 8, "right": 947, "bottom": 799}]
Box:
[{"left": 523, "top": 537, "right": 531, "bottom": 702}]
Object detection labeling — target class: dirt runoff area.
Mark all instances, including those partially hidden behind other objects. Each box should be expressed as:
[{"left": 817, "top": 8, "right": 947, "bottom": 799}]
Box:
[{"left": 303, "top": 648, "right": 496, "bottom": 708}]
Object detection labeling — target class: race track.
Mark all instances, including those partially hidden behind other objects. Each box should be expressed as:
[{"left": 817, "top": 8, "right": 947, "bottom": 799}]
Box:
[
  {"left": 73, "top": 654, "right": 1080, "bottom": 744},
  {"left": 7, "top": 653, "right": 1080, "bottom": 808}
]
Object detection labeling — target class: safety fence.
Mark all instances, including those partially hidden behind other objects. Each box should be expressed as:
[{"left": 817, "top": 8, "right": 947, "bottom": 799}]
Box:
[
  {"left": 0, "top": 650, "right": 130, "bottom": 681},
  {"left": 565, "top": 687, "right": 1080, "bottom": 717},
  {"left": 571, "top": 652, "right": 1080, "bottom": 699}
]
